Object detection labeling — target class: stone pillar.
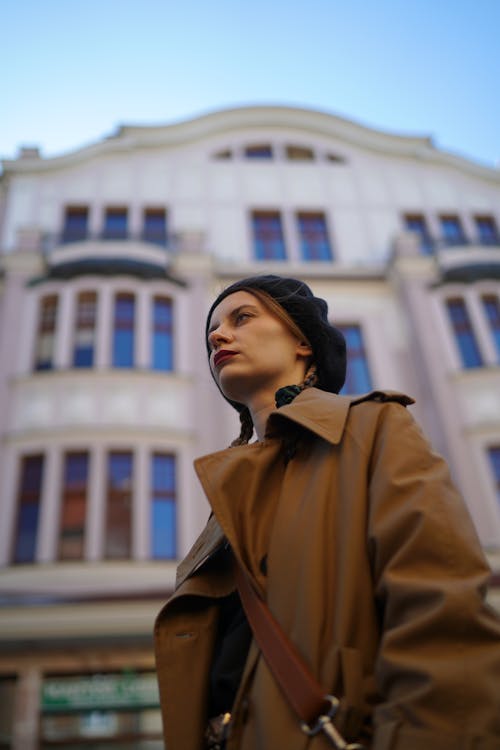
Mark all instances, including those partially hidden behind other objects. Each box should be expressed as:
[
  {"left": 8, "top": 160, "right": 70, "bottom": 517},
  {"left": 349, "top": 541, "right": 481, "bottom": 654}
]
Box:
[
  {"left": 87, "top": 445, "right": 105, "bottom": 560},
  {"left": 134, "top": 444, "right": 149, "bottom": 560},
  {"left": 12, "top": 668, "right": 41, "bottom": 750}
]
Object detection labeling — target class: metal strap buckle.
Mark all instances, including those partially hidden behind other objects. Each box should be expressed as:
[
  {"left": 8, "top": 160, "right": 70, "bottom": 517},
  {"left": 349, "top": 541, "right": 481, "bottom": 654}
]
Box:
[{"left": 300, "top": 695, "right": 363, "bottom": 750}]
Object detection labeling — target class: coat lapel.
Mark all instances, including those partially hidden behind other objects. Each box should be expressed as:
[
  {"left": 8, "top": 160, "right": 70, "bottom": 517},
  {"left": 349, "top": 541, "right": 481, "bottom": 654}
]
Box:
[{"left": 175, "top": 513, "right": 226, "bottom": 589}]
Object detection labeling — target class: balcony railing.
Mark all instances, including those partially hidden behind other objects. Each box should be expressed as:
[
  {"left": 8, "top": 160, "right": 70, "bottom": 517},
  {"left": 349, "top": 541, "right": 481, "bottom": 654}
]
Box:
[
  {"left": 41, "top": 230, "right": 173, "bottom": 255},
  {"left": 410, "top": 234, "right": 500, "bottom": 255}
]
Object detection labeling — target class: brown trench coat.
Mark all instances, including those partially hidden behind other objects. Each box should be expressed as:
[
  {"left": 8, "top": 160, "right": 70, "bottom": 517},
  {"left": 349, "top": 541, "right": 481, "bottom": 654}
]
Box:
[{"left": 154, "top": 388, "right": 500, "bottom": 749}]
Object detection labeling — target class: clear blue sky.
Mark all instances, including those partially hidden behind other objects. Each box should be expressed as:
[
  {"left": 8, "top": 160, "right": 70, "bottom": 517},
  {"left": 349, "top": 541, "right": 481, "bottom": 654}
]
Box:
[{"left": 2, "top": 0, "right": 499, "bottom": 167}]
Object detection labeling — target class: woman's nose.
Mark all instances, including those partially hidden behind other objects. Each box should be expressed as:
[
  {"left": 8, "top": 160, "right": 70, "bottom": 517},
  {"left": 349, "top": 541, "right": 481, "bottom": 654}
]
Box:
[{"left": 208, "top": 325, "right": 232, "bottom": 349}]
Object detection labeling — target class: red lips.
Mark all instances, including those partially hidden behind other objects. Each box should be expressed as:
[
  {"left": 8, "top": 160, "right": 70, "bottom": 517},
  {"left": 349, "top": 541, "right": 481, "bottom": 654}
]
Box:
[{"left": 213, "top": 349, "right": 238, "bottom": 367}]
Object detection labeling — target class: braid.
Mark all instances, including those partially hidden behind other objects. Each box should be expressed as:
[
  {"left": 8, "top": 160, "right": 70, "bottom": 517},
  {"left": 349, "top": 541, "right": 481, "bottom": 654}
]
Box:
[
  {"left": 301, "top": 363, "right": 318, "bottom": 390},
  {"left": 281, "top": 364, "right": 318, "bottom": 464},
  {"left": 230, "top": 407, "right": 254, "bottom": 447}
]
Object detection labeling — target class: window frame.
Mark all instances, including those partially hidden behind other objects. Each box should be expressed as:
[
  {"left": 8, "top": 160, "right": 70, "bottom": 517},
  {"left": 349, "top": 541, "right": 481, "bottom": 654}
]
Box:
[
  {"left": 102, "top": 206, "right": 128, "bottom": 240},
  {"left": 62, "top": 205, "right": 89, "bottom": 243},
  {"left": 403, "top": 213, "right": 434, "bottom": 255},
  {"left": 12, "top": 454, "right": 44, "bottom": 564},
  {"left": 150, "top": 453, "right": 177, "bottom": 559},
  {"left": 251, "top": 210, "right": 287, "bottom": 261},
  {"left": 439, "top": 214, "right": 467, "bottom": 246},
  {"left": 58, "top": 452, "right": 89, "bottom": 561},
  {"left": 34, "top": 294, "right": 58, "bottom": 371},
  {"left": 104, "top": 451, "right": 133, "bottom": 560},
  {"left": 112, "top": 292, "right": 135, "bottom": 368},
  {"left": 337, "top": 323, "right": 373, "bottom": 395},
  {"left": 445, "top": 296, "right": 483, "bottom": 368},
  {"left": 72, "top": 291, "right": 97, "bottom": 368},
  {"left": 296, "top": 211, "right": 333, "bottom": 261}
]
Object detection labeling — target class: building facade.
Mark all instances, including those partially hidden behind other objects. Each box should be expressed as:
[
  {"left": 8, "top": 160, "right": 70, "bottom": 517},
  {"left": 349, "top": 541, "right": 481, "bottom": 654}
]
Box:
[{"left": 0, "top": 105, "right": 499, "bottom": 748}]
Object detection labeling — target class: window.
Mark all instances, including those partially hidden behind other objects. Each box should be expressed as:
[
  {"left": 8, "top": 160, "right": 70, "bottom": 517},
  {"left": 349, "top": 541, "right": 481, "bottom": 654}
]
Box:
[
  {"left": 113, "top": 294, "right": 135, "bottom": 367},
  {"left": 446, "top": 298, "right": 483, "bottom": 368},
  {"left": 482, "top": 295, "right": 500, "bottom": 360},
  {"left": 286, "top": 145, "right": 314, "bottom": 161},
  {"left": 62, "top": 206, "right": 88, "bottom": 243},
  {"left": 105, "top": 452, "right": 133, "bottom": 559},
  {"left": 488, "top": 447, "right": 500, "bottom": 506},
  {"left": 34, "top": 295, "right": 58, "bottom": 371},
  {"left": 326, "top": 153, "right": 346, "bottom": 164},
  {"left": 213, "top": 149, "right": 232, "bottom": 160},
  {"left": 475, "top": 215, "right": 499, "bottom": 245},
  {"left": 13, "top": 455, "right": 44, "bottom": 563},
  {"left": 245, "top": 144, "right": 273, "bottom": 159},
  {"left": 439, "top": 215, "right": 466, "bottom": 246},
  {"left": 338, "top": 325, "right": 373, "bottom": 395},
  {"left": 251, "top": 211, "right": 286, "bottom": 260},
  {"left": 152, "top": 297, "right": 173, "bottom": 371},
  {"left": 73, "top": 292, "right": 97, "bottom": 367},
  {"left": 59, "top": 453, "right": 88, "bottom": 561},
  {"left": 102, "top": 207, "right": 128, "bottom": 240},
  {"left": 142, "top": 208, "right": 167, "bottom": 246},
  {"left": 151, "top": 454, "right": 176, "bottom": 559},
  {"left": 403, "top": 213, "right": 433, "bottom": 255},
  {"left": 297, "top": 212, "right": 333, "bottom": 261}
]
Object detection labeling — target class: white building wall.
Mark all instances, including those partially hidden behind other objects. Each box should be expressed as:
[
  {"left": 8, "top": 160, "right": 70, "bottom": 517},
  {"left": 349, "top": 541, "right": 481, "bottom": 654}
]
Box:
[{"left": 0, "top": 104, "right": 499, "bottom": 577}]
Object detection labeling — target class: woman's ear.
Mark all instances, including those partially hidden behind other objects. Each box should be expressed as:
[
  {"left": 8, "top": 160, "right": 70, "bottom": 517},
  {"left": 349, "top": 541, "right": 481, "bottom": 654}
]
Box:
[{"left": 296, "top": 341, "right": 313, "bottom": 358}]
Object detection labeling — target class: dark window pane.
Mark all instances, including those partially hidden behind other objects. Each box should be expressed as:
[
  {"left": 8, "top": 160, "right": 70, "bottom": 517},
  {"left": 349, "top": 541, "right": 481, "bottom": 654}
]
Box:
[
  {"left": 286, "top": 145, "right": 314, "bottom": 161},
  {"left": 35, "top": 295, "right": 58, "bottom": 371},
  {"left": 151, "top": 454, "right": 176, "bottom": 559},
  {"left": 214, "top": 149, "right": 232, "bottom": 160},
  {"left": 73, "top": 292, "right": 96, "bottom": 368},
  {"left": 404, "top": 214, "right": 433, "bottom": 255},
  {"left": 113, "top": 294, "right": 135, "bottom": 367},
  {"left": 446, "top": 298, "right": 483, "bottom": 368},
  {"left": 143, "top": 209, "right": 167, "bottom": 246},
  {"left": 245, "top": 144, "right": 273, "bottom": 159},
  {"left": 102, "top": 208, "right": 128, "bottom": 239},
  {"left": 59, "top": 453, "right": 88, "bottom": 560},
  {"left": 297, "top": 212, "right": 333, "bottom": 261},
  {"left": 252, "top": 212, "right": 286, "bottom": 260},
  {"left": 475, "top": 216, "right": 499, "bottom": 245},
  {"left": 482, "top": 295, "right": 500, "bottom": 360},
  {"left": 62, "top": 206, "right": 89, "bottom": 243},
  {"left": 152, "top": 298, "right": 173, "bottom": 371},
  {"left": 105, "top": 453, "right": 133, "bottom": 559},
  {"left": 14, "top": 455, "right": 44, "bottom": 563},
  {"left": 338, "top": 325, "right": 373, "bottom": 395},
  {"left": 440, "top": 215, "right": 466, "bottom": 245}
]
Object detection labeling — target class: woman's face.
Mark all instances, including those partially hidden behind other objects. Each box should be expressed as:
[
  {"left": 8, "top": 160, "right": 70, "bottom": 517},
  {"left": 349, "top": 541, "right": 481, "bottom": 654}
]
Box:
[{"left": 207, "top": 291, "right": 312, "bottom": 406}]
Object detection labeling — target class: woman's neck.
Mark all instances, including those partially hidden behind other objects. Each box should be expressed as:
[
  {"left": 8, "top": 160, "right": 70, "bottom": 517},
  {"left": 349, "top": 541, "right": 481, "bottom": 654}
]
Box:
[{"left": 249, "top": 399, "right": 275, "bottom": 441}]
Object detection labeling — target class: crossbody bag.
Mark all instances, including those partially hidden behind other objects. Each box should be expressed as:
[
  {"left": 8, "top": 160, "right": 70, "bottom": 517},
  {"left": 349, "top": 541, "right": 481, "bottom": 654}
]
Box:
[{"left": 234, "top": 559, "right": 363, "bottom": 750}]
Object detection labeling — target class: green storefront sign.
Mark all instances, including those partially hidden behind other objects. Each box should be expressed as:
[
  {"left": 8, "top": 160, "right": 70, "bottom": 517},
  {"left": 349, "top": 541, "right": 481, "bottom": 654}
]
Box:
[{"left": 42, "top": 673, "right": 160, "bottom": 712}]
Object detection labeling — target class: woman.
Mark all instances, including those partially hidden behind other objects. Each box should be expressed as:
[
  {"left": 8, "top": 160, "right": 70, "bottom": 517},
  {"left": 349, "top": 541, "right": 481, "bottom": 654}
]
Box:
[{"left": 155, "top": 275, "right": 500, "bottom": 749}]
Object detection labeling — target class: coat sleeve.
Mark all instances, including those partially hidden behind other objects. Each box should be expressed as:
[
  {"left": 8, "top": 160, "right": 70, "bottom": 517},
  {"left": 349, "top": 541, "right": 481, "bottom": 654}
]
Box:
[{"left": 367, "top": 401, "right": 500, "bottom": 750}]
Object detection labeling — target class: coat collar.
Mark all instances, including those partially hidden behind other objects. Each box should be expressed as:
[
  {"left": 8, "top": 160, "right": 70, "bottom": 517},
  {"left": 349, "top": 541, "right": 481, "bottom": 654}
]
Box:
[
  {"left": 266, "top": 387, "right": 413, "bottom": 444},
  {"left": 176, "top": 388, "right": 414, "bottom": 590}
]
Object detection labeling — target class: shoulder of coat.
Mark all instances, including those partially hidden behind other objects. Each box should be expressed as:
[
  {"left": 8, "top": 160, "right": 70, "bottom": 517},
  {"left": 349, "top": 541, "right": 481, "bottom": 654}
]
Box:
[{"left": 348, "top": 389, "right": 415, "bottom": 408}]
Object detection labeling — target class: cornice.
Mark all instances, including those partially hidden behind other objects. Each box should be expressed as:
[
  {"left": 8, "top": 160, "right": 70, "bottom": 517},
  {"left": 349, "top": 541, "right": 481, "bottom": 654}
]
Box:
[{"left": 2, "top": 104, "right": 499, "bottom": 183}]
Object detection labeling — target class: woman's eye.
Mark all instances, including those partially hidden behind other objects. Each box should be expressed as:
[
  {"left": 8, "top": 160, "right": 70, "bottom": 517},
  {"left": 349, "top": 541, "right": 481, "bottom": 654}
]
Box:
[{"left": 236, "top": 312, "right": 251, "bottom": 324}]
